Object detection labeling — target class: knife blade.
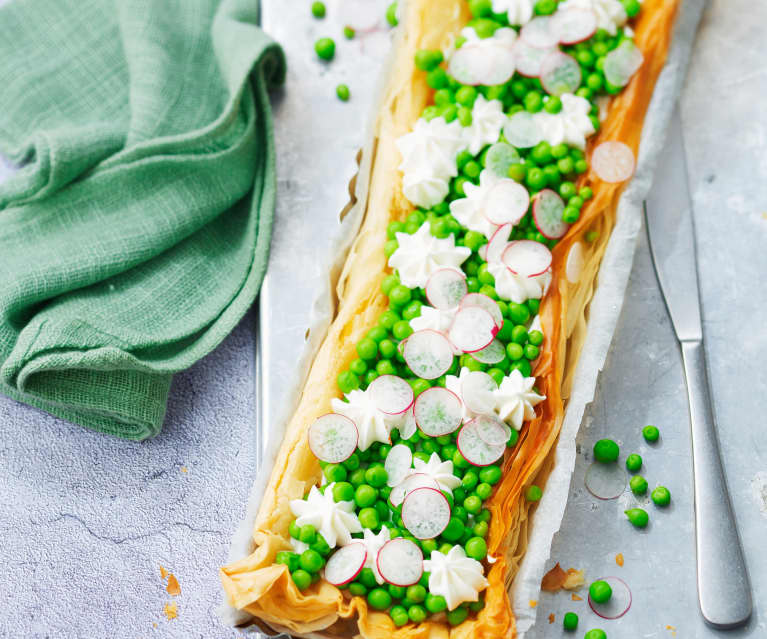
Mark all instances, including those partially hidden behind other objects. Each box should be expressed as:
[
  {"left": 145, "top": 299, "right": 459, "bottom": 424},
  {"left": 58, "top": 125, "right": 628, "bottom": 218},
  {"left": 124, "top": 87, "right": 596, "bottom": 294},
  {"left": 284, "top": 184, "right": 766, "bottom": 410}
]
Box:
[{"left": 645, "top": 108, "right": 752, "bottom": 629}]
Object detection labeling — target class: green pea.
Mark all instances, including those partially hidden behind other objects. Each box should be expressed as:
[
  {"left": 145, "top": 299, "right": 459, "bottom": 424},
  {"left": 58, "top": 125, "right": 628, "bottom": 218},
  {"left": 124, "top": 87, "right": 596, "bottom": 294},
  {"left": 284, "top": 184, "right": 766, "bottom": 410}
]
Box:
[
  {"left": 389, "top": 284, "right": 412, "bottom": 307},
  {"left": 276, "top": 550, "right": 299, "bottom": 572},
  {"left": 456, "top": 85, "right": 478, "bottom": 107},
  {"left": 389, "top": 604, "right": 409, "bottom": 626},
  {"left": 624, "top": 453, "right": 642, "bottom": 473},
  {"left": 524, "top": 344, "right": 539, "bottom": 360},
  {"left": 414, "top": 49, "right": 444, "bottom": 71},
  {"left": 343, "top": 26, "right": 355, "bottom": 39},
  {"left": 355, "top": 484, "right": 377, "bottom": 508},
  {"left": 452, "top": 449, "right": 470, "bottom": 469},
  {"left": 629, "top": 475, "right": 648, "bottom": 496},
  {"left": 487, "top": 367, "right": 505, "bottom": 386},
  {"left": 336, "top": 84, "right": 350, "bottom": 101},
  {"left": 465, "top": 536, "right": 487, "bottom": 560},
  {"left": 425, "top": 592, "right": 447, "bottom": 613},
  {"left": 299, "top": 549, "right": 324, "bottom": 573},
  {"left": 507, "top": 429, "right": 519, "bottom": 448},
  {"left": 441, "top": 517, "right": 465, "bottom": 542},
  {"left": 385, "top": 1, "right": 398, "bottom": 26},
  {"left": 427, "top": 67, "right": 448, "bottom": 89},
  {"left": 337, "top": 370, "right": 360, "bottom": 394},
  {"left": 476, "top": 482, "right": 493, "bottom": 500},
  {"left": 311, "top": 1, "right": 326, "bottom": 18},
  {"left": 324, "top": 463, "right": 347, "bottom": 483},
  {"left": 408, "top": 604, "right": 427, "bottom": 623},
  {"left": 508, "top": 301, "right": 530, "bottom": 325},
  {"left": 589, "top": 579, "right": 612, "bottom": 604},
  {"left": 368, "top": 587, "right": 392, "bottom": 610},
  {"left": 563, "top": 611, "right": 578, "bottom": 631},
  {"left": 291, "top": 568, "right": 312, "bottom": 589},
  {"left": 349, "top": 581, "right": 367, "bottom": 596},
  {"left": 651, "top": 486, "right": 671, "bottom": 507},
  {"left": 331, "top": 481, "right": 354, "bottom": 503},
  {"left": 447, "top": 606, "right": 469, "bottom": 626},
  {"left": 299, "top": 524, "right": 317, "bottom": 544},
  {"left": 623, "top": 0, "right": 641, "bottom": 17},
  {"left": 344, "top": 452, "right": 361, "bottom": 471},
  {"left": 534, "top": 0, "right": 556, "bottom": 14},
  {"left": 624, "top": 507, "right": 649, "bottom": 528},
  {"left": 579, "top": 186, "right": 593, "bottom": 200},
  {"left": 528, "top": 330, "right": 543, "bottom": 347},
  {"left": 289, "top": 520, "right": 301, "bottom": 539},
  {"left": 464, "top": 494, "right": 482, "bottom": 514},
  {"left": 526, "top": 485, "right": 542, "bottom": 501},
  {"left": 350, "top": 358, "right": 368, "bottom": 376},
  {"left": 584, "top": 630, "right": 607, "bottom": 639},
  {"left": 358, "top": 506, "right": 379, "bottom": 529},
  {"left": 593, "top": 438, "right": 619, "bottom": 463},
  {"left": 479, "top": 465, "right": 502, "bottom": 485},
  {"left": 506, "top": 342, "right": 524, "bottom": 361},
  {"left": 511, "top": 325, "right": 528, "bottom": 344},
  {"left": 544, "top": 95, "right": 562, "bottom": 114},
  {"left": 453, "top": 487, "right": 466, "bottom": 503},
  {"left": 511, "top": 359, "right": 532, "bottom": 377},
  {"left": 314, "top": 37, "right": 335, "bottom": 61},
  {"left": 359, "top": 567, "right": 379, "bottom": 588},
  {"left": 643, "top": 425, "right": 660, "bottom": 442},
  {"left": 524, "top": 91, "right": 543, "bottom": 113},
  {"left": 531, "top": 141, "right": 553, "bottom": 165},
  {"left": 392, "top": 320, "right": 413, "bottom": 340},
  {"left": 575, "top": 158, "right": 589, "bottom": 174},
  {"left": 405, "top": 584, "right": 426, "bottom": 603}
]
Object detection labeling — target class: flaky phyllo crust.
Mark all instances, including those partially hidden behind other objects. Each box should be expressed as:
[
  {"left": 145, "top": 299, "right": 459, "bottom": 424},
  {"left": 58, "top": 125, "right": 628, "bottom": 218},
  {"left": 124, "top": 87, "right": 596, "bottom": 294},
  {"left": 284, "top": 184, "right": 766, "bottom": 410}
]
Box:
[{"left": 221, "top": 0, "right": 679, "bottom": 636}]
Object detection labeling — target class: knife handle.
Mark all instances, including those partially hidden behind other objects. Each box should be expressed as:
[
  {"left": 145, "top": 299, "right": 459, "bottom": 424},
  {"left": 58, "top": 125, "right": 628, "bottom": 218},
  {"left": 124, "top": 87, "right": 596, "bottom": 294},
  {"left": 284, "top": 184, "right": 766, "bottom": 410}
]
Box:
[{"left": 680, "top": 340, "right": 752, "bottom": 629}]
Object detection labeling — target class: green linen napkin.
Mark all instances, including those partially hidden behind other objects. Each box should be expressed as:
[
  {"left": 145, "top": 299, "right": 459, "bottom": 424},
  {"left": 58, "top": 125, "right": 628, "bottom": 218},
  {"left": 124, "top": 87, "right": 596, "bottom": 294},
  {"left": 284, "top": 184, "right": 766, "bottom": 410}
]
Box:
[{"left": 0, "top": 0, "right": 285, "bottom": 439}]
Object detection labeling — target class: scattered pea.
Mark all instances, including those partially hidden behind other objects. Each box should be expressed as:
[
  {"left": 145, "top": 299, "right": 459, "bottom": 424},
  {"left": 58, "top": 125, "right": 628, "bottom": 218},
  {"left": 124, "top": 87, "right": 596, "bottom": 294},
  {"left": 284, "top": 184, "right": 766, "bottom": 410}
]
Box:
[
  {"left": 589, "top": 579, "right": 612, "bottom": 604},
  {"left": 593, "top": 438, "right": 619, "bottom": 463},
  {"left": 314, "top": 37, "right": 335, "bottom": 61},
  {"left": 584, "top": 630, "right": 607, "bottom": 639},
  {"left": 343, "top": 26, "right": 355, "bottom": 39},
  {"left": 311, "top": 1, "right": 325, "bottom": 18},
  {"left": 336, "top": 84, "right": 350, "bottom": 101},
  {"left": 651, "top": 485, "right": 671, "bottom": 507},
  {"left": 643, "top": 425, "right": 660, "bottom": 442},
  {"left": 624, "top": 507, "right": 649, "bottom": 528},
  {"left": 629, "top": 475, "right": 648, "bottom": 496},
  {"left": 563, "top": 611, "right": 578, "bottom": 631},
  {"left": 625, "top": 453, "right": 642, "bottom": 472},
  {"left": 526, "top": 485, "right": 543, "bottom": 501},
  {"left": 386, "top": 2, "right": 398, "bottom": 26}
]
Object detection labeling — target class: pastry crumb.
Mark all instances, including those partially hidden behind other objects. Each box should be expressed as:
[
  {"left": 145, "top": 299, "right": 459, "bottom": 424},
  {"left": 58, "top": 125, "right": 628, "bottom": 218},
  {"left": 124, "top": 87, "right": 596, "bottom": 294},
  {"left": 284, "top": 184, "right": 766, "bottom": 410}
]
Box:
[
  {"left": 166, "top": 574, "right": 181, "bottom": 596},
  {"left": 571, "top": 593, "right": 582, "bottom": 601},
  {"left": 541, "top": 563, "right": 584, "bottom": 591},
  {"left": 159, "top": 565, "right": 168, "bottom": 580},
  {"left": 163, "top": 601, "right": 177, "bottom": 621},
  {"left": 548, "top": 613, "right": 555, "bottom": 624},
  {"left": 666, "top": 625, "right": 677, "bottom": 636},
  {"left": 181, "top": 466, "right": 188, "bottom": 473},
  {"left": 615, "top": 553, "right": 624, "bottom": 566},
  {"left": 529, "top": 600, "right": 538, "bottom": 608},
  {"left": 152, "top": 622, "right": 158, "bottom": 629}
]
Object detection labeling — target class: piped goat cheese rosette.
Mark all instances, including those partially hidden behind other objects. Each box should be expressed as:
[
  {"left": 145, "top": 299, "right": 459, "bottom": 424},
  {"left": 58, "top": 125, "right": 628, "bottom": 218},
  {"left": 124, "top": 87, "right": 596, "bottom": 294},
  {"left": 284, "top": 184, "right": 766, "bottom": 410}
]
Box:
[{"left": 221, "top": 0, "right": 682, "bottom": 637}]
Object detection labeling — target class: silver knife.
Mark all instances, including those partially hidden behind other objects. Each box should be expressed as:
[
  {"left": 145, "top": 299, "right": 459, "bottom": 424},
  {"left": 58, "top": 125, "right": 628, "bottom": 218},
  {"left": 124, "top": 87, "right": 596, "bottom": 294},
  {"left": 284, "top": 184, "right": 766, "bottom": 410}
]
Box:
[{"left": 645, "top": 108, "right": 752, "bottom": 629}]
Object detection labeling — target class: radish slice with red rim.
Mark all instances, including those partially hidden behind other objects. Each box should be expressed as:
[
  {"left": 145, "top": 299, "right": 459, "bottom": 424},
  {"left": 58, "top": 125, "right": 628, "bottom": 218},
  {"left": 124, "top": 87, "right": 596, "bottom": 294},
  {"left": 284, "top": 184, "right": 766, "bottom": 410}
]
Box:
[
  {"left": 540, "top": 51, "right": 582, "bottom": 96},
  {"left": 471, "top": 339, "right": 506, "bottom": 365},
  {"left": 425, "top": 268, "right": 467, "bottom": 311},
  {"left": 389, "top": 472, "right": 438, "bottom": 507},
  {"left": 513, "top": 41, "right": 555, "bottom": 77},
  {"left": 368, "top": 374, "right": 414, "bottom": 415},
  {"left": 502, "top": 240, "right": 552, "bottom": 277},
  {"left": 308, "top": 413, "right": 359, "bottom": 463},
  {"left": 486, "top": 223, "right": 513, "bottom": 264},
  {"left": 604, "top": 40, "right": 644, "bottom": 88},
  {"left": 485, "top": 142, "right": 521, "bottom": 178},
  {"left": 551, "top": 8, "right": 597, "bottom": 45},
  {"left": 402, "top": 329, "right": 455, "bottom": 379},
  {"left": 592, "top": 141, "right": 635, "bottom": 183},
  {"left": 401, "top": 487, "right": 451, "bottom": 539},
  {"left": 474, "top": 414, "right": 512, "bottom": 446},
  {"left": 460, "top": 370, "right": 497, "bottom": 415},
  {"left": 589, "top": 576, "right": 633, "bottom": 619},
  {"left": 414, "top": 387, "right": 463, "bottom": 437},
  {"left": 482, "top": 179, "right": 530, "bottom": 226},
  {"left": 323, "top": 542, "right": 367, "bottom": 586},
  {"left": 376, "top": 538, "right": 424, "bottom": 586},
  {"left": 520, "top": 16, "right": 559, "bottom": 49},
  {"left": 385, "top": 443, "right": 414, "bottom": 487},
  {"left": 584, "top": 462, "right": 627, "bottom": 500},
  {"left": 532, "top": 189, "right": 568, "bottom": 239},
  {"left": 503, "top": 110, "right": 543, "bottom": 148},
  {"left": 457, "top": 419, "right": 506, "bottom": 466},
  {"left": 460, "top": 293, "right": 503, "bottom": 329},
  {"left": 448, "top": 42, "right": 516, "bottom": 86},
  {"left": 398, "top": 408, "right": 417, "bottom": 440},
  {"left": 448, "top": 306, "right": 498, "bottom": 353}
]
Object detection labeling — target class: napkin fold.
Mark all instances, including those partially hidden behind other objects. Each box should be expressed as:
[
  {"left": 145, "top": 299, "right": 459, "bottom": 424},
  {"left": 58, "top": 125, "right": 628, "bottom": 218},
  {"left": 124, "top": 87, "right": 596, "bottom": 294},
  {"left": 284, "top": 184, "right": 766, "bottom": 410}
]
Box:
[{"left": 0, "top": 0, "right": 285, "bottom": 439}]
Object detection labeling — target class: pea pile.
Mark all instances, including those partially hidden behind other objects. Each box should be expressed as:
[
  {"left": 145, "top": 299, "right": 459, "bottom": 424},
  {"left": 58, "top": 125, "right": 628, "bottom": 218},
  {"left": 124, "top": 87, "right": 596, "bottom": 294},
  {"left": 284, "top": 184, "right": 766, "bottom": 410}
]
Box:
[{"left": 277, "top": 0, "right": 644, "bottom": 630}]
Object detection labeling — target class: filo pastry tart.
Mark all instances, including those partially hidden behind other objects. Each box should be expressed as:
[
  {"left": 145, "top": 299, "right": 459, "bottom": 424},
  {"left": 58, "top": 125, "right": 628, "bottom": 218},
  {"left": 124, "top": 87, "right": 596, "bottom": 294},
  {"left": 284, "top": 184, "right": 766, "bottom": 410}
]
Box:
[{"left": 221, "top": 0, "right": 679, "bottom": 636}]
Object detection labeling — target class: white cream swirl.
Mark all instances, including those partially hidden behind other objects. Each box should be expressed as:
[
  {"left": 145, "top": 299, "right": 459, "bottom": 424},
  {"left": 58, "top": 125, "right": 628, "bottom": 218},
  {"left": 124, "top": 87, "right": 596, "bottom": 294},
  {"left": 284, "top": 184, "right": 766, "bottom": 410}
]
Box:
[
  {"left": 360, "top": 527, "right": 391, "bottom": 584},
  {"left": 412, "top": 453, "right": 462, "bottom": 495},
  {"left": 445, "top": 367, "right": 481, "bottom": 423},
  {"left": 423, "top": 546, "right": 489, "bottom": 610},
  {"left": 290, "top": 485, "right": 362, "bottom": 549},
  {"left": 449, "top": 169, "right": 502, "bottom": 240},
  {"left": 494, "top": 369, "right": 546, "bottom": 430},
  {"left": 488, "top": 260, "right": 551, "bottom": 304},
  {"left": 388, "top": 222, "right": 471, "bottom": 289},
  {"left": 462, "top": 95, "right": 506, "bottom": 155},
  {"left": 331, "top": 388, "right": 404, "bottom": 451},
  {"left": 533, "top": 94, "right": 595, "bottom": 150},
  {"left": 491, "top": 0, "right": 535, "bottom": 26},
  {"left": 558, "top": 0, "right": 628, "bottom": 36}
]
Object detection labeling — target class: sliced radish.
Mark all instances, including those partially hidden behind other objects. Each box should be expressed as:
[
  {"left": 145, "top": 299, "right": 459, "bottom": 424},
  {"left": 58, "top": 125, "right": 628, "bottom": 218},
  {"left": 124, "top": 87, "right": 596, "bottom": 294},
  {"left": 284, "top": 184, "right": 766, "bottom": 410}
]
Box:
[
  {"left": 448, "top": 306, "right": 498, "bottom": 353},
  {"left": 323, "top": 542, "right": 367, "bottom": 586},
  {"left": 592, "top": 141, "right": 635, "bottom": 183},
  {"left": 503, "top": 110, "right": 542, "bottom": 148},
  {"left": 385, "top": 444, "right": 414, "bottom": 488},
  {"left": 425, "top": 268, "right": 467, "bottom": 311},
  {"left": 482, "top": 179, "right": 530, "bottom": 226},
  {"left": 376, "top": 538, "right": 424, "bottom": 586},
  {"left": 551, "top": 8, "right": 597, "bottom": 45},
  {"left": 389, "top": 472, "right": 439, "bottom": 507},
  {"left": 474, "top": 414, "right": 512, "bottom": 446},
  {"left": 502, "top": 240, "right": 552, "bottom": 277},
  {"left": 565, "top": 241, "right": 584, "bottom": 283},
  {"left": 399, "top": 408, "right": 417, "bottom": 440},
  {"left": 401, "top": 487, "right": 451, "bottom": 539},
  {"left": 589, "top": 576, "right": 632, "bottom": 619},
  {"left": 414, "top": 387, "right": 463, "bottom": 436},
  {"left": 448, "top": 42, "right": 516, "bottom": 86},
  {"left": 532, "top": 189, "right": 568, "bottom": 239},
  {"left": 402, "top": 329, "right": 455, "bottom": 379},
  {"left": 486, "top": 224, "right": 513, "bottom": 264},
  {"left": 368, "top": 374, "right": 414, "bottom": 415},
  {"left": 471, "top": 339, "right": 506, "bottom": 365},
  {"left": 584, "top": 462, "right": 627, "bottom": 500},
  {"left": 308, "top": 413, "right": 358, "bottom": 463},
  {"left": 461, "top": 370, "right": 497, "bottom": 415},
  {"left": 456, "top": 419, "right": 506, "bottom": 466},
  {"left": 604, "top": 40, "right": 644, "bottom": 87},
  {"left": 540, "top": 51, "right": 582, "bottom": 96},
  {"left": 485, "top": 142, "right": 521, "bottom": 178},
  {"left": 520, "top": 16, "right": 558, "bottom": 49},
  {"left": 513, "top": 41, "right": 555, "bottom": 77},
  {"left": 460, "top": 293, "right": 503, "bottom": 329}
]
